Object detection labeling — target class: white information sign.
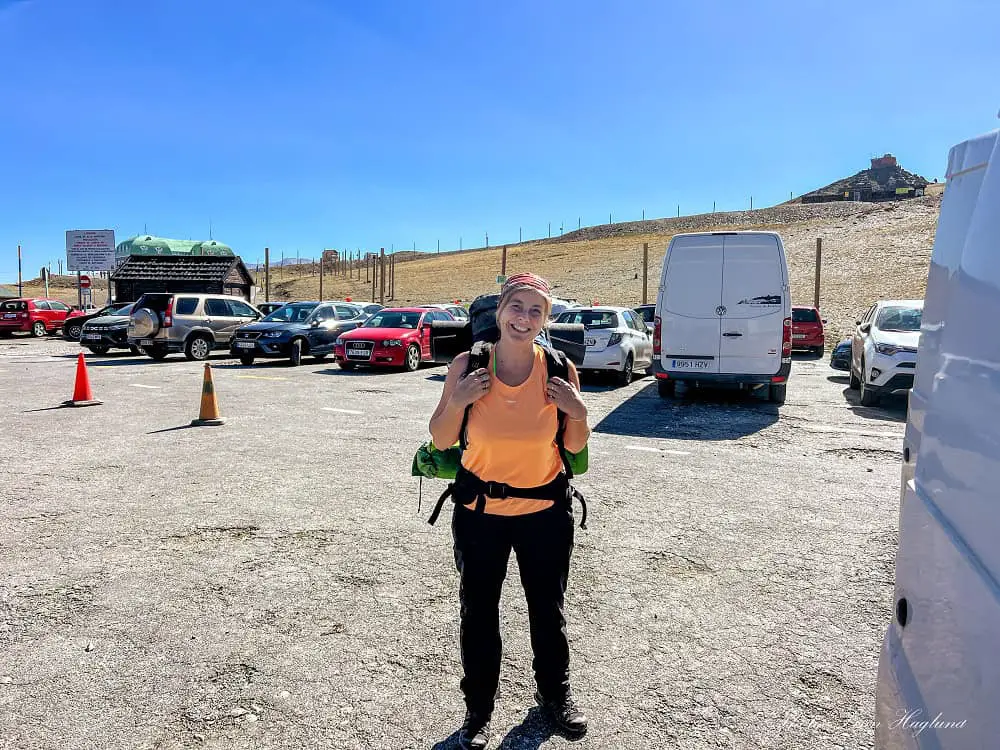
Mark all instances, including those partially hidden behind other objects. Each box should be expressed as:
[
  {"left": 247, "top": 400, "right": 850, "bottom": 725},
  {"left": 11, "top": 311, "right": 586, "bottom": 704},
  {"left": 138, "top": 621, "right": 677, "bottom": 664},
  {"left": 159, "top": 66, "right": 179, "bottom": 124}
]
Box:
[{"left": 66, "top": 229, "right": 116, "bottom": 272}]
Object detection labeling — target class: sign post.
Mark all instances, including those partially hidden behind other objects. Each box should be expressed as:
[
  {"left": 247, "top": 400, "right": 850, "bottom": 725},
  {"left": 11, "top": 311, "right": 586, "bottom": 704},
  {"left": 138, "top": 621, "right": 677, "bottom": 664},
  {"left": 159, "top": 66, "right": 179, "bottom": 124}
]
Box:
[{"left": 66, "top": 230, "right": 115, "bottom": 309}]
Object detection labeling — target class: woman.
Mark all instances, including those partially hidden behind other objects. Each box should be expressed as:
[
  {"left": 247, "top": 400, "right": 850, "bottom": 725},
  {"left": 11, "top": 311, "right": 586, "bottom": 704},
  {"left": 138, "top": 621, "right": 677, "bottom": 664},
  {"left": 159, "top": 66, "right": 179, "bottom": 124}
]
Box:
[{"left": 429, "top": 272, "right": 590, "bottom": 749}]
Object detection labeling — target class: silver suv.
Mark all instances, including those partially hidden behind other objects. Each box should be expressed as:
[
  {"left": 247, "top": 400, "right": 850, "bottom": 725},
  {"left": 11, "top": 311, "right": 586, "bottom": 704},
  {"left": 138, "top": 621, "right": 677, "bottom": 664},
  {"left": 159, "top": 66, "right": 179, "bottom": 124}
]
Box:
[{"left": 128, "top": 293, "right": 263, "bottom": 361}]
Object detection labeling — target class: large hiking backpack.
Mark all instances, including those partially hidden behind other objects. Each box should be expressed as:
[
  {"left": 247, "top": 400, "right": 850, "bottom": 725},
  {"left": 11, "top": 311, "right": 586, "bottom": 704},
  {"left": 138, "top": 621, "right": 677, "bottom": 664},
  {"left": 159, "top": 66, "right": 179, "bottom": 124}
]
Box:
[{"left": 411, "top": 337, "right": 589, "bottom": 528}]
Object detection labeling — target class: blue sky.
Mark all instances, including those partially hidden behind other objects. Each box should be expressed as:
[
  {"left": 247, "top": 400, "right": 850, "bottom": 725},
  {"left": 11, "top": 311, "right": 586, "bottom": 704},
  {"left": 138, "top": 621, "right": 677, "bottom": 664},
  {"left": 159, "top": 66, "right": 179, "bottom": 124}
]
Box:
[{"left": 2, "top": 0, "right": 998, "bottom": 280}]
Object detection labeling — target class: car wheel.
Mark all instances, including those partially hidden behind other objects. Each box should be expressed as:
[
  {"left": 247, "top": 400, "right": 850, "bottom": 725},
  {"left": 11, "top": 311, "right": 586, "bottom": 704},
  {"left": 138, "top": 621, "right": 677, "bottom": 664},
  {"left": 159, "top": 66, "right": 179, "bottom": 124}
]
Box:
[
  {"left": 860, "top": 370, "right": 880, "bottom": 407},
  {"left": 31, "top": 321, "right": 46, "bottom": 337},
  {"left": 239, "top": 354, "right": 255, "bottom": 366},
  {"left": 289, "top": 339, "right": 304, "bottom": 366},
  {"left": 404, "top": 344, "right": 421, "bottom": 372},
  {"left": 144, "top": 346, "right": 169, "bottom": 361},
  {"left": 66, "top": 323, "right": 83, "bottom": 340},
  {"left": 849, "top": 365, "right": 861, "bottom": 390},
  {"left": 88, "top": 345, "right": 110, "bottom": 355},
  {"left": 769, "top": 383, "right": 787, "bottom": 404},
  {"left": 312, "top": 351, "right": 329, "bottom": 362},
  {"left": 616, "top": 354, "right": 634, "bottom": 386},
  {"left": 185, "top": 335, "right": 212, "bottom": 361},
  {"left": 657, "top": 379, "right": 675, "bottom": 398},
  {"left": 339, "top": 362, "right": 356, "bottom": 371}
]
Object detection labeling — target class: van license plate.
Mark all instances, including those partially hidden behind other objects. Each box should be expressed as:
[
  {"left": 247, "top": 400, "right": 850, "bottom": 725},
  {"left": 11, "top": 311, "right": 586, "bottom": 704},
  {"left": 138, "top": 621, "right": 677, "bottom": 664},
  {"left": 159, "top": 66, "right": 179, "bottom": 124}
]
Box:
[{"left": 672, "top": 360, "right": 710, "bottom": 370}]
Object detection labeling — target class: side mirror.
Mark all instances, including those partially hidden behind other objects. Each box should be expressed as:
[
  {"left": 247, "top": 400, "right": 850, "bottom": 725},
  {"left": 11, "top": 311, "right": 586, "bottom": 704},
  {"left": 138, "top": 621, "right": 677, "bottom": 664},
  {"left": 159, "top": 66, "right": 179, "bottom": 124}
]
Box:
[
  {"left": 822, "top": 319, "right": 828, "bottom": 324},
  {"left": 860, "top": 323, "right": 871, "bottom": 333},
  {"left": 310, "top": 320, "right": 320, "bottom": 328}
]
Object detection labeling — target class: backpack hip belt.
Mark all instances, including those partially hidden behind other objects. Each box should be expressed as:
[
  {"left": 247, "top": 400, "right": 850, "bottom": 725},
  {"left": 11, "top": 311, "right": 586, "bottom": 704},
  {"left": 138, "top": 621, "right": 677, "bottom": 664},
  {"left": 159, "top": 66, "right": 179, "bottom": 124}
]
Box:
[{"left": 427, "top": 465, "right": 587, "bottom": 528}]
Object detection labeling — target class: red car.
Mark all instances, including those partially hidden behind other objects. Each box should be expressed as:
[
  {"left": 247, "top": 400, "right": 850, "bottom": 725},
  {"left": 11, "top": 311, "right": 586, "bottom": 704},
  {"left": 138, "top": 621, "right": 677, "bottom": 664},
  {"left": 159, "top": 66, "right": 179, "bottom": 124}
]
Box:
[
  {"left": 791, "top": 305, "right": 826, "bottom": 354},
  {"left": 0, "top": 297, "right": 74, "bottom": 337},
  {"left": 334, "top": 307, "right": 454, "bottom": 371}
]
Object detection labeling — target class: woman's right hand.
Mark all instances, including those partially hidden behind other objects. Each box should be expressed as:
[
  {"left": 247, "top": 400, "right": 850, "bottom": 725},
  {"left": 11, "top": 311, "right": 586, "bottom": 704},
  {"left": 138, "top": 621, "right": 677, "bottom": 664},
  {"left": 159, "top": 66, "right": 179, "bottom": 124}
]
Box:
[{"left": 451, "top": 367, "right": 491, "bottom": 408}]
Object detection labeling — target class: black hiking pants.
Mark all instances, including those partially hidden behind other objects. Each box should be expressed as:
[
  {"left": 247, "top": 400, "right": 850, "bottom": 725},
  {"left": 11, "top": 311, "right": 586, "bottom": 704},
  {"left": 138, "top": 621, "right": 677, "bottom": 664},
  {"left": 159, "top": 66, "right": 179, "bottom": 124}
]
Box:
[{"left": 451, "top": 502, "right": 575, "bottom": 715}]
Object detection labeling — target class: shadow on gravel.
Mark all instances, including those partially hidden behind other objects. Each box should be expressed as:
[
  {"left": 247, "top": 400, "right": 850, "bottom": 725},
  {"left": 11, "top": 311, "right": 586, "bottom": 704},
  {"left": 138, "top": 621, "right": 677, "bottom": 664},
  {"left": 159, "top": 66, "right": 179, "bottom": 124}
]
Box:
[
  {"left": 496, "top": 707, "right": 560, "bottom": 749},
  {"left": 839, "top": 386, "right": 907, "bottom": 423},
  {"left": 429, "top": 708, "right": 560, "bottom": 750},
  {"left": 791, "top": 351, "right": 826, "bottom": 361},
  {"left": 594, "top": 381, "right": 779, "bottom": 440}
]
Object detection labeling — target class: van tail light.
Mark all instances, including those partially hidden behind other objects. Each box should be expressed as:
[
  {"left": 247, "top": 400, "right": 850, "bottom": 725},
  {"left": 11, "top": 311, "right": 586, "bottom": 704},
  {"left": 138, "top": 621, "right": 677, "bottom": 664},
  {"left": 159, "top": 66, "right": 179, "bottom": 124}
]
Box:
[
  {"left": 782, "top": 317, "right": 792, "bottom": 357},
  {"left": 653, "top": 316, "right": 661, "bottom": 355},
  {"left": 163, "top": 298, "right": 174, "bottom": 328}
]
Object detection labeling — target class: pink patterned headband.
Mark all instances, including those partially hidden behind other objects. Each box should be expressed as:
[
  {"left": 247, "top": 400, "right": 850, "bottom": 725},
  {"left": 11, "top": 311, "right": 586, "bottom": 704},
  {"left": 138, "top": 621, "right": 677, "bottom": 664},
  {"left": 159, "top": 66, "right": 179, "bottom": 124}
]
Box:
[{"left": 501, "top": 272, "right": 551, "bottom": 296}]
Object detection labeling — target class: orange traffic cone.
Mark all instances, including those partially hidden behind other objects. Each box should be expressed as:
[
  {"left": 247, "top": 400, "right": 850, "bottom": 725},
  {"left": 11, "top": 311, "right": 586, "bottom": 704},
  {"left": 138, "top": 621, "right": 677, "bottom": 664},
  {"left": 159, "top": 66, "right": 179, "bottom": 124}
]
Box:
[
  {"left": 190, "top": 363, "right": 225, "bottom": 426},
  {"left": 63, "top": 352, "right": 103, "bottom": 407}
]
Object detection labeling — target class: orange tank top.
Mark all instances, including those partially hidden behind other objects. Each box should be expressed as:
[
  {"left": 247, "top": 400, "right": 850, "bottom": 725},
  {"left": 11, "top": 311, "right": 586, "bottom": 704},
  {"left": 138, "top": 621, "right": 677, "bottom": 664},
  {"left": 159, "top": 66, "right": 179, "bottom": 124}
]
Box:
[{"left": 461, "top": 344, "right": 562, "bottom": 515}]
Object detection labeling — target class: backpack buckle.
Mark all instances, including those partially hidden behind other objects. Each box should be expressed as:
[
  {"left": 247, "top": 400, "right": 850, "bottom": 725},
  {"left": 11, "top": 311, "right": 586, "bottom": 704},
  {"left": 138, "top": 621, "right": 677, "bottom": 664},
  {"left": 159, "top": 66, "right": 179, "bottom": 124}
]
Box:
[{"left": 484, "top": 481, "right": 508, "bottom": 499}]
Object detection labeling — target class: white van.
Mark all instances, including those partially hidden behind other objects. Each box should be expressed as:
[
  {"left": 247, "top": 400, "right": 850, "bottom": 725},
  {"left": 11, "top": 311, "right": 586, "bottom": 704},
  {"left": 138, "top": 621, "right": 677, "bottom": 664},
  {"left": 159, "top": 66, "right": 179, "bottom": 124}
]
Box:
[
  {"left": 875, "top": 130, "right": 1000, "bottom": 748},
  {"left": 651, "top": 231, "right": 792, "bottom": 403}
]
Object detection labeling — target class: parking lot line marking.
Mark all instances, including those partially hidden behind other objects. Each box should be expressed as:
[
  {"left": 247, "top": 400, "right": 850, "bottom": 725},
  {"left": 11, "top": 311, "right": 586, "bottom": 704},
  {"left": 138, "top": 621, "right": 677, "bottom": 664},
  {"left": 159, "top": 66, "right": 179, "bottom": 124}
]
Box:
[
  {"left": 236, "top": 375, "right": 288, "bottom": 381},
  {"left": 129, "top": 384, "right": 160, "bottom": 389},
  {"left": 322, "top": 407, "right": 363, "bottom": 415},
  {"left": 626, "top": 445, "right": 691, "bottom": 456}
]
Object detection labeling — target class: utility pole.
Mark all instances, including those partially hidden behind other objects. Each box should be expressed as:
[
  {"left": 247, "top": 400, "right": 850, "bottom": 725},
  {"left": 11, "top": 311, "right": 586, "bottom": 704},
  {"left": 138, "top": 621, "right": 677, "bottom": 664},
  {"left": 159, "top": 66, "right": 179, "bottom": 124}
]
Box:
[
  {"left": 485, "top": 232, "right": 489, "bottom": 250},
  {"left": 642, "top": 243, "right": 649, "bottom": 304},
  {"left": 501, "top": 245, "right": 507, "bottom": 276},
  {"left": 264, "top": 247, "right": 270, "bottom": 302},
  {"left": 548, "top": 222, "right": 551, "bottom": 238},
  {"left": 389, "top": 253, "right": 395, "bottom": 299},
  {"left": 319, "top": 253, "right": 324, "bottom": 300},
  {"left": 17, "top": 244, "right": 23, "bottom": 297},
  {"left": 437, "top": 240, "right": 440, "bottom": 254},
  {"left": 814, "top": 238, "right": 823, "bottom": 309},
  {"left": 372, "top": 252, "right": 378, "bottom": 303},
  {"left": 379, "top": 248, "right": 386, "bottom": 305},
  {"left": 519, "top": 227, "right": 522, "bottom": 243}
]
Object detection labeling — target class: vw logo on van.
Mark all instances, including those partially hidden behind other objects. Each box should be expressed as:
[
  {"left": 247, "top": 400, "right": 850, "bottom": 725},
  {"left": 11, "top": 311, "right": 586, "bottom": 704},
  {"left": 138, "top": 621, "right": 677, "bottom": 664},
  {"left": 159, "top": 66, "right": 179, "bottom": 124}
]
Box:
[{"left": 715, "top": 305, "right": 727, "bottom": 317}]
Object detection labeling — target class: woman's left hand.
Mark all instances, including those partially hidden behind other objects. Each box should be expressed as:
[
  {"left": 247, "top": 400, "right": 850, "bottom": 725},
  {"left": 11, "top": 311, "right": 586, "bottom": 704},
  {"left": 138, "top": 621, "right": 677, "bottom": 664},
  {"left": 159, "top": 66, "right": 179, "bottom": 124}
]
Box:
[{"left": 546, "top": 377, "right": 587, "bottom": 421}]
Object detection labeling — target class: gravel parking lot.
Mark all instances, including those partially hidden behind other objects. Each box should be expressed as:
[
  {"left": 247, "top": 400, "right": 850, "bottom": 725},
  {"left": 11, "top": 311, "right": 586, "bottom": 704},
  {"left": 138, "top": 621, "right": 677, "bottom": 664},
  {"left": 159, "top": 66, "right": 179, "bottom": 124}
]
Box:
[{"left": 0, "top": 337, "right": 906, "bottom": 750}]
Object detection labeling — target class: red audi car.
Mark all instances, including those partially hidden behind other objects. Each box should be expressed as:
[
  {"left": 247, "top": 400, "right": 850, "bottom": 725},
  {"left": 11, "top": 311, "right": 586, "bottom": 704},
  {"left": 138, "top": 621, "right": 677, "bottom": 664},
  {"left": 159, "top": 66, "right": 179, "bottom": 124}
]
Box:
[
  {"left": 0, "top": 297, "right": 74, "bottom": 337},
  {"left": 334, "top": 307, "right": 454, "bottom": 371},
  {"left": 791, "top": 305, "right": 826, "bottom": 354}
]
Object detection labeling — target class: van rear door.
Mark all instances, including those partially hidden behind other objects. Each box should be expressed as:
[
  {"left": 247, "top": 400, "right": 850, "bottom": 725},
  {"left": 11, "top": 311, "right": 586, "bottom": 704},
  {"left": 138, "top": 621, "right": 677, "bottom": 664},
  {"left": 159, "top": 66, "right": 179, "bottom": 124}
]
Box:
[
  {"left": 659, "top": 234, "right": 722, "bottom": 375},
  {"left": 718, "top": 233, "right": 786, "bottom": 375}
]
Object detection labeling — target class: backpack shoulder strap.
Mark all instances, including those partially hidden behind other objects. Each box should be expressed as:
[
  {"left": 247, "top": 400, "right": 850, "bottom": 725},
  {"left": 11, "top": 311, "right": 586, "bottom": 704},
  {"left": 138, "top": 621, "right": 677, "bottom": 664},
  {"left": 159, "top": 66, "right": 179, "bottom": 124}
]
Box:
[
  {"left": 539, "top": 343, "right": 575, "bottom": 478},
  {"left": 459, "top": 342, "right": 493, "bottom": 451}
]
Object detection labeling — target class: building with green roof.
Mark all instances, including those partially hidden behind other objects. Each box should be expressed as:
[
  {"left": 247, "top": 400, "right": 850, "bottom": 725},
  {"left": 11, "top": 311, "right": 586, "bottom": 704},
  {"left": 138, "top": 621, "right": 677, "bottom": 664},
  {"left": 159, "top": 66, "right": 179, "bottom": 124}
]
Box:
[{"left": 115, "top": 235, "right": 235, "bottom": 261}]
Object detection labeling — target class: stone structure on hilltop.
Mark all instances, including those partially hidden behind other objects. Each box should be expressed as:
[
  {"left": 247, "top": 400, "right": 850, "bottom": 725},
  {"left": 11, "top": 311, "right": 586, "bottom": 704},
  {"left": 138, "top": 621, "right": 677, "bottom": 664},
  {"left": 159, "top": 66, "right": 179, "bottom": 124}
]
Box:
[{"left": 801, "top": 154, "right": 929, "bottom": 204}]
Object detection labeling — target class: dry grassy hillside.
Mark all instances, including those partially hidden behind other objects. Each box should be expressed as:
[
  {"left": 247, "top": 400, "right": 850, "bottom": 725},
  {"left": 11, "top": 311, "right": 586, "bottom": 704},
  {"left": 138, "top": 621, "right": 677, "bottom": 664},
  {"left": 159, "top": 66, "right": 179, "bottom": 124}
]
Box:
[
  {"left": 276, "top": 195, "right": 940, "bottom": 347},
  {"left": 11, "top": 195, "right": 939, "bottom": 348}
]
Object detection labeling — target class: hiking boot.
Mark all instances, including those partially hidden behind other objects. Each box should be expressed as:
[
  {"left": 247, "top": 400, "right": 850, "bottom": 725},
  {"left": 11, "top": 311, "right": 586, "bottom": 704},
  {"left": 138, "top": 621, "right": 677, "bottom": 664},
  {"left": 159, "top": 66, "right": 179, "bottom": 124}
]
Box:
[
  {"left": 535, "top": 690, "right": 588, "bottom": 736},
  {"left": 458, "top": 710, "right": 492, "bottom": 750}
]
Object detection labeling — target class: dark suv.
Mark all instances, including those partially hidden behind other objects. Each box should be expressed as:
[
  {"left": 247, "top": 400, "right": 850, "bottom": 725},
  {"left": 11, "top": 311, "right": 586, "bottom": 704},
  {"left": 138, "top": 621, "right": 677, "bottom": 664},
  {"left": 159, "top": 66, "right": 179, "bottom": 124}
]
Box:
[{"left": 231, "top": 301, "right": 367, "bottom": 366}]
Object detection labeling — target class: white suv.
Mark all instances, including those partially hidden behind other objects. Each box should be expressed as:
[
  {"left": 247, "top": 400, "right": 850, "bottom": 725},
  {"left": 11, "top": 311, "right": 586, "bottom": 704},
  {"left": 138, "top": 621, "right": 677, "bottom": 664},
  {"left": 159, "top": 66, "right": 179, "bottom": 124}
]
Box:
[
  {"left": 553, "top": 306, "right": 653, "bottom": 385},
  {"left": 849, "top": 299, "right": 923, "bottom": 406}
]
